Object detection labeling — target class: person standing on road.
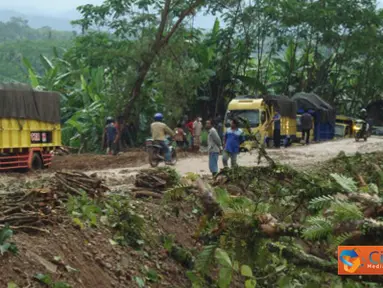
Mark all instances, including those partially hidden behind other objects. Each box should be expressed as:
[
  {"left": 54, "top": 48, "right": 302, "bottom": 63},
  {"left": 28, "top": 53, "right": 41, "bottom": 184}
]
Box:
[
  {"left": 186, "top": 118, "right": 194, "bottom": 149},
  {"left": 206, "top": 119, "right": 222, "bottom": 176},
  {"left": 174, "top": 122, "right": 187, "bottom": 149},
  {"left": 222, "top": 118, "right": 244, "bottom": 168},
  {"left": 193, "top": 117, "right": 202, "bottom": 152},
  {"left": 104, "top": 116, "right": 118, "bottom": 155},
  {"left": 301, "top": 110, "right": 313, "bottom": 145},
  {"left": 269, "top": 110, "right": 281, "bottom": 149}
]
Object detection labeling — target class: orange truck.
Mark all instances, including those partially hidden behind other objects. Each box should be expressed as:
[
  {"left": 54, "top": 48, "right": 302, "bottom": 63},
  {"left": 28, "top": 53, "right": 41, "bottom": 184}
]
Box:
[{"left": 0, "top": 84, "right": 61, "bottom": 171}]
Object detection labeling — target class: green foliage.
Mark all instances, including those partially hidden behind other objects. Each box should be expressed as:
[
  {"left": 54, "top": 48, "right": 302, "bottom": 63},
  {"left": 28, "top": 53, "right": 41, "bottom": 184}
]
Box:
[
  {"left": 303, "top": 216, "right": 333, "bottom": 241},
  {"left": 309, "top": 195, "right": 336, "bottom": 210},
  {"left": 104, "top": 195, "right": 145, "bottom": 248},
  {"left": 164, "top": 184, "right": 190, "bottom": 201},
  {"left": 67, "top": 192, "right": 102, "bottom": 227},
  {"left": 330, "top": 174, "right": 358, "bottom": 193},
  {"left": 7, "top": 282, "right": 19, "bottom": 288},
  {"left": 0, "top": 225, "right": 18, "bottom": 256},
  {"left": 66, "top": 193, "right": 145, "bottom": 248},
  {"left": 188, "top": 151, "right": 383, "bottom": 287},
  {"left": 158, "top": 167, "right": 180, "bottom": 187},
  {"left": 0, "top": 18, "right": 73, "bottom": 82},
  {"left": 194, "top": 245, "right": 217, "bottom": 275},
  {"left": 34, "top": 273, "right": 71, "bottom": 288},
  {"left": 329, "top": 233, "right": 354, "bottom": 252},
  {"left": 331, "top": 202, "right": 364, "bottom": 222}
]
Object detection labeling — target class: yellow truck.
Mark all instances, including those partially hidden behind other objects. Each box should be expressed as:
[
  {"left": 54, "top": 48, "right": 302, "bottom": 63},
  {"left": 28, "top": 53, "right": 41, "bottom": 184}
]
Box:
[
  {"left": 0, "top": 84, "right": 61, "bottom": 171},
  {"left": 224, "top": 95, "right": 297, "bottom": 150},
  {"left": 335, "top": 115, "right": 355, "bottom": 138}
]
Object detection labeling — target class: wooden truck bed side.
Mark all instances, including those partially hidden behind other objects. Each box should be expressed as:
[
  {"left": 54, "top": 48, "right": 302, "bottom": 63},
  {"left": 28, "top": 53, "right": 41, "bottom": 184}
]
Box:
[{"left": 0, "top": 118, "right": 61, "bottom": 151}]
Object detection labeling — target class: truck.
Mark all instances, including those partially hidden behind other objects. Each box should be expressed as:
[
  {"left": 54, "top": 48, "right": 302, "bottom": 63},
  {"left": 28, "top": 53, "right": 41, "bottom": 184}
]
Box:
[
  {"left": 0, "top": 83, "right": 61, "bottom": 171},
  {"left": 224, "top": 95, "right": 297, "bottom": 150}
]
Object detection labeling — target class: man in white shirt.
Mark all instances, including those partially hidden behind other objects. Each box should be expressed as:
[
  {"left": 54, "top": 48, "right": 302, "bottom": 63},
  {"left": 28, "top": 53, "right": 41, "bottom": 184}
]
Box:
[{"left": 193, "top": 117, "right": 202, "bottom": 151}]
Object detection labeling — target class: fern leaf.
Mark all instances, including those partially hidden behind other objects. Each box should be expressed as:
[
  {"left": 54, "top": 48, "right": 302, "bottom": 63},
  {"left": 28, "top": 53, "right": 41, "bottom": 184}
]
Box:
[
  {"left": 330, "top": 173, "right": 357, "bottom": 193},
  {"left": 164, "top": 184, "right": 190, "bottom": 201},
  {"left": 329, "top": 232, "right": 354, "bottom": 252},
  {"left": 303, "top": 216, "right": 333, "bottom": 240},
  {"left": 195, "top": 245, "right": 217, "bottom": 274},
  {"left": 331, "top": 202, "right": 363, "bottom": 221},
  {"left": 214, "top": 188, "right": 231, "bottom": 208},
  {"left": 309, "top": 195, "right": 335, "bottom": 210}
]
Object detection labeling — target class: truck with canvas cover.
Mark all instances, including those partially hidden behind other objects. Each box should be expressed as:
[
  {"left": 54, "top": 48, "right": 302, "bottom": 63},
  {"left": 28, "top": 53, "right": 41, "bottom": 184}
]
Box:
[
  {"left": 0, "top": 83, "right": 61, "bottom": 171},
  {"left": 292, "top": 92, "right": 335, "bottom": 142},
  {"left": 224, "top": 95, "right": 297, "bottom": 149}
]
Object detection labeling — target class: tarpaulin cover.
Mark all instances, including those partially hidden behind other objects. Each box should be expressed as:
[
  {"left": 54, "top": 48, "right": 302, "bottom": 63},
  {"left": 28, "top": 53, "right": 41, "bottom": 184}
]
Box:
[
  {"left": 263, "top": 94, "right": 297, "bottom": 119},
  {"left": 0, "top": 83, "right": 60, "bottom": 123},
  {"left": 292, "top": 92, "right": 335, "bottom": 123}
]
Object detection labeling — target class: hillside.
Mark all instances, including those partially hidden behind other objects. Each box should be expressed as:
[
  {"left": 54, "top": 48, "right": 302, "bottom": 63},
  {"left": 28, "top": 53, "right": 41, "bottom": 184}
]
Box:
[
  {"left": 0, "top": 18, "right": 73, "bottom": 82},
  {"left": 0, "top": 9, "right": 78, "bottom": 31}
]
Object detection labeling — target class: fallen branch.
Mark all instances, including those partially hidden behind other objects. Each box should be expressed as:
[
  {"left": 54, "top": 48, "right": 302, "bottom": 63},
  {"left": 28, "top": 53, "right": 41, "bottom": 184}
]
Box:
[
  {"left": 267, "top": 242, "right": 383, "bottom": 284},
  {"left": 133, "top": 191, "right": 163, "bottom": 199},
  {"left": 0, "top": 224, "right": 50, "bottom": 234}
]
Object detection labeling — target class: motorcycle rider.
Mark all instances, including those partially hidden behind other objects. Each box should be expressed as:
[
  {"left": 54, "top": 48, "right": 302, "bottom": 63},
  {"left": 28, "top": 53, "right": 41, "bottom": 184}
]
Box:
[
  {"left": 359, "top": 108, "right": 369, "bottom": 135},
  {"left": 151, "top": 113, "right": 175, "bottom": 164}
]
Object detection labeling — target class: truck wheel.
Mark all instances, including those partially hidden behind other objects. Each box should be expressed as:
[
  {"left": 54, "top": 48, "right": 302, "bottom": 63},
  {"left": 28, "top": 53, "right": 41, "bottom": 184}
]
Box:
[{"left": 31, "top": 153, "right": 43, "bottom": 170}]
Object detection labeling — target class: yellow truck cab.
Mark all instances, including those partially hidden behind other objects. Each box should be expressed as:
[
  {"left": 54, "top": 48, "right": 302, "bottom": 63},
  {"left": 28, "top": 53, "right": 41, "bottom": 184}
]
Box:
[
  {"left": 223, "top": 95, "right": 297, "bottom": 150},
  {"left": 334, "top": 123, "right": 350, "bottom": 138},
  {"left": 0, "top": 84, "right": 61, "bottom": 171},
  {"left": 335, "top": 115, "right": 355, "bottom": 138}
]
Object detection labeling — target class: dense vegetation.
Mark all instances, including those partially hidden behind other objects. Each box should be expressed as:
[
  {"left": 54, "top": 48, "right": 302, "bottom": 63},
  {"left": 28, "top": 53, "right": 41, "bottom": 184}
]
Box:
[
  {"left": 0, "top": 17, "right": 74, "bottom": 82},
  {"left": 2, "top": 0, "right": 383, "bottom": 150}
]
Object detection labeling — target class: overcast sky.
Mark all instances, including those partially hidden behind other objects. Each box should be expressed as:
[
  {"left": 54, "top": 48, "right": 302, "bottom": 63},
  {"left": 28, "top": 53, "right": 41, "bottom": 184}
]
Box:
[
  {"left": 0, "top": 0, "right": 382, "bottom": 29},
  {"left": 3, "top": 0, "right": 382, "bottom": 12}
]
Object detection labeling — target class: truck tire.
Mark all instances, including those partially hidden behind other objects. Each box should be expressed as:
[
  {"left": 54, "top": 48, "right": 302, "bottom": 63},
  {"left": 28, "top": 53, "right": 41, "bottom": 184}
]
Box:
[{"left": 31, "top": 153, "right": 43, "bottom": 170}]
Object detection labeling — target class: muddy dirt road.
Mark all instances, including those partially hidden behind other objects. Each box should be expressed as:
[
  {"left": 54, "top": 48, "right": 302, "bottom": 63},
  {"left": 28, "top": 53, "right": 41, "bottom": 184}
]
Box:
[
  {"left": 1, "top": 138, "right": 382, "bottom": 187},
  {"left": 89, "top": 137, "right": 383, "bottom": 181}
]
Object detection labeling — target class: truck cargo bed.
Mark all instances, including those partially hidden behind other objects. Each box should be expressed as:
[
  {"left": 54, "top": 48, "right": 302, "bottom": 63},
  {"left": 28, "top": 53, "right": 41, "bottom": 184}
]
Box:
[{"left": 0, "top": 118, "right": 61, "bottom": 151}]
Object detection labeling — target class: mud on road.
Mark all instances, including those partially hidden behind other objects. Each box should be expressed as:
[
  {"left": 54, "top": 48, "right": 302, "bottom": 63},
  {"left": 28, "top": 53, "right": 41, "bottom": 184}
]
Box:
[
  {"left": 82, "top": 137, "right": 383, "bottom": 184},
  {"left": 1, "top": 137, "right": 383, "bottom": 189}
]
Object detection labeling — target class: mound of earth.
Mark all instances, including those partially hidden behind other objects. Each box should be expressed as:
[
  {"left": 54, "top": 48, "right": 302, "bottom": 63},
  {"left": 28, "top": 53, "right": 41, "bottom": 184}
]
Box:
[{"left": 0, "top": 199, "right": 199, "bottom": 288}]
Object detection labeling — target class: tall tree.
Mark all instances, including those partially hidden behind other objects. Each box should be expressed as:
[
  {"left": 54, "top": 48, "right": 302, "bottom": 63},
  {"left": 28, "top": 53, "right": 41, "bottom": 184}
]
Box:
[{"left": 73, "top": 0, "right": 207, "bottom": 118}]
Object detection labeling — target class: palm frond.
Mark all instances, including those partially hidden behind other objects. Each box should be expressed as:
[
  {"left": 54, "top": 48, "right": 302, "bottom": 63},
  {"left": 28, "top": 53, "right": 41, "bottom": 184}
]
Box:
[
  {"left": 331, "top": 202, "right": 363, "bottom": 222},
  {"left": 309, "top": 195, "right": 336, "bottom": 210},
  {"left": 195, "top": 244, "right": 217, "bottom": 274},
  {"left": 330, "top": 173, "right": 357, "bottom": 193},
  {"left": 303, "top": 216, "right": 333, "bottom": 240}
]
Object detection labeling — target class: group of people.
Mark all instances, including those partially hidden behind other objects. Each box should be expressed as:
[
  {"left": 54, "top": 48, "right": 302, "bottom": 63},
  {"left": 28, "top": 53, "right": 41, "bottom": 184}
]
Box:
[
  {"left": 104, "top": 108, "right": 315, "bottom": 175},
  {"left": 173, "top": 115, "right": 224, "bottom": 152},
  {"left": 149, "top": 112, "right": 244, "bottom": 175}
]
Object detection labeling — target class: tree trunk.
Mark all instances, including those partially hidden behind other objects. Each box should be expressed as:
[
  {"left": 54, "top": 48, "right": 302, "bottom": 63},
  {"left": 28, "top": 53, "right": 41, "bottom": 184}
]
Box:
[{"left": 123, "top": 0, "right": 204, "bottom": 118}]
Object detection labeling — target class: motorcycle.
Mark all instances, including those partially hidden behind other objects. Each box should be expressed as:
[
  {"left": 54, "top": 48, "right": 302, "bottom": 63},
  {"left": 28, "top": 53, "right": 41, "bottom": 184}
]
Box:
[
  {"left": 145, "top": 137, "right": 177, "bottom": 167},
  {"left": 354, "top": 119, "right": 371, "bottom": 142}
]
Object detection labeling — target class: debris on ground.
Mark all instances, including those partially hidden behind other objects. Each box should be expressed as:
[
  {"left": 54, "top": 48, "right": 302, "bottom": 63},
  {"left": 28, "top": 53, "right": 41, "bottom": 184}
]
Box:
[
  {"left": 55, "top": 171, "right": 109, "bottom": 197},
  {"left": 135, "top": 167, "right": 180, "bottom": 191},
  {"left": 0, "top": 171, "right": 107, "bottom": 233},
  {"left": 2, "top": 147, "right": 383, "bottom": 287}
]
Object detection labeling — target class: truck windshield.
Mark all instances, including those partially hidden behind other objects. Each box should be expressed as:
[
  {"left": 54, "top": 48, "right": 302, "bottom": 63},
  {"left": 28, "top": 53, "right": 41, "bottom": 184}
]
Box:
[{"left": 225, "top": 110, "right": 260, "bottom": 128}]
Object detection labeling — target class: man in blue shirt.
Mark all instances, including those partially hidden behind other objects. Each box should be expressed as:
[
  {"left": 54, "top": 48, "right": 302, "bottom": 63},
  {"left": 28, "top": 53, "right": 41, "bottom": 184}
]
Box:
[
  {"left": 222, "top": 118, "right": 245, "bottom": 168},
  {"left": 271, "top": 110, "right": 281, "bottom": 148}
]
